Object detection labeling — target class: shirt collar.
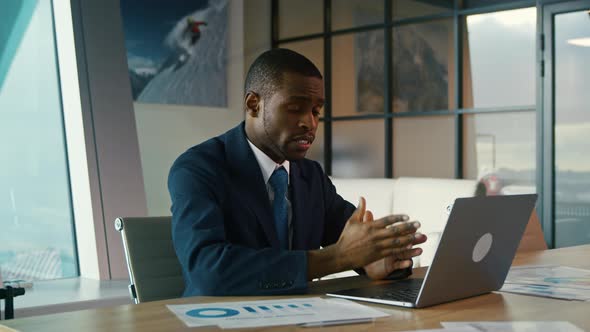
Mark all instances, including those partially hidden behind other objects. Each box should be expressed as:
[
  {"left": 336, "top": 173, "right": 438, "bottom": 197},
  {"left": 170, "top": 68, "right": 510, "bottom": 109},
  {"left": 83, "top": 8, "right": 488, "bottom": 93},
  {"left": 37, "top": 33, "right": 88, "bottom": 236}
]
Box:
[{"left": 247, "top": 139, "right": 290, "bottom": 184}]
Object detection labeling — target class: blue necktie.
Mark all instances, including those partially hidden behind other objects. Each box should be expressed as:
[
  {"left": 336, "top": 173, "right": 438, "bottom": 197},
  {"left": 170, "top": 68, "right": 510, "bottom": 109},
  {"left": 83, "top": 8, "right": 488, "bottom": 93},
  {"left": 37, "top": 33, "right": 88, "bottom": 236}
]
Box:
[{"left": 269, "top": 167, "right": 288, "bottom": 249}]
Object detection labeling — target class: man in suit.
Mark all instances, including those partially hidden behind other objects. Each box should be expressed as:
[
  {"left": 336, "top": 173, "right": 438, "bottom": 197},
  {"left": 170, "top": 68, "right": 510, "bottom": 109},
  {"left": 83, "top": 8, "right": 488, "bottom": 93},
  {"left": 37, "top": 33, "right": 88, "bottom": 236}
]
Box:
[{"left": 168, "top": 48, "right": 427, "bottom": 296}]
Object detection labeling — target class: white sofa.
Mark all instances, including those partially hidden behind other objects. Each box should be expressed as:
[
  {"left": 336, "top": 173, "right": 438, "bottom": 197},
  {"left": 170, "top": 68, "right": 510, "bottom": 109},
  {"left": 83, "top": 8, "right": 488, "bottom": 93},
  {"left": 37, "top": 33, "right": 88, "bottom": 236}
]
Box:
[{"left": 330, "top": 177, "right": 478, "bottom": 270}]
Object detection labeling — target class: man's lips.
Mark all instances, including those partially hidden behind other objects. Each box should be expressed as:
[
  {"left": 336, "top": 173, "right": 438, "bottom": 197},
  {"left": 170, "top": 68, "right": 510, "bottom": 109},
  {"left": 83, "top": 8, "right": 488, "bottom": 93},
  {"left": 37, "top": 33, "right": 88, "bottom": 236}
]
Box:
[{"left": 292, "top": 135, "right": 315, "bottom": 146}]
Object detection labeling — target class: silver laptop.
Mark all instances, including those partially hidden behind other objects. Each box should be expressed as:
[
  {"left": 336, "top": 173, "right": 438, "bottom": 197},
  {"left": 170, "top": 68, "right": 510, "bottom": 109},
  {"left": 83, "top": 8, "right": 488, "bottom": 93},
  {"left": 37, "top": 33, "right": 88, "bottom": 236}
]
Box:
[{"left": 327, "top": 194, "right": 538, "bottom": 308}]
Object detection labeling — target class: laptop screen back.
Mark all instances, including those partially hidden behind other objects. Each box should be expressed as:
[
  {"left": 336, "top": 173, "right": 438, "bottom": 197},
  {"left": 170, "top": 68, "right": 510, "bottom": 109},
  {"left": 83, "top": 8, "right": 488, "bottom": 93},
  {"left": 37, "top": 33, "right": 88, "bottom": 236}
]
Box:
[{"left": 415, "top": 194, "right": 538, "bottom": 307}]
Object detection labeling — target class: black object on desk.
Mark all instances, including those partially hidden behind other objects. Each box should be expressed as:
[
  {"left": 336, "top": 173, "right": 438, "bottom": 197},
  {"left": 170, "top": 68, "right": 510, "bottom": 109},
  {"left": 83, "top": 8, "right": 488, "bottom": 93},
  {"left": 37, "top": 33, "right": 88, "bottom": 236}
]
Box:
[{"left": 0, "top": 286, "right": 26, "bottom": 320}]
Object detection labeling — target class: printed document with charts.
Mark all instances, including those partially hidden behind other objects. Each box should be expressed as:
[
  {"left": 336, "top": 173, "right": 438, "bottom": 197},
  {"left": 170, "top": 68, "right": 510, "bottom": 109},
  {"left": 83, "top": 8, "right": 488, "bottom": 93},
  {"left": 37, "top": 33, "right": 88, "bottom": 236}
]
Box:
[
  {"left": 500, "top": 265, "right": 590, "bottom": 301},
  {"left": 167, "top": 297, "right": 388, "bottom": 328}
]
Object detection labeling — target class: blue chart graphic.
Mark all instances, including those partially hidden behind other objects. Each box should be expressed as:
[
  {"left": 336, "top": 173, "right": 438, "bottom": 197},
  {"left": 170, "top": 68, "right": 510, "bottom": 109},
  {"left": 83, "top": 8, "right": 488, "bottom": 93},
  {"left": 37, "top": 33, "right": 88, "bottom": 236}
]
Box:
[
  {"left": 187, "top": 303, "right": 314, "bottom": 318},
  {"left": 186, "top": 308, "right": 240, "bottom": 318}
]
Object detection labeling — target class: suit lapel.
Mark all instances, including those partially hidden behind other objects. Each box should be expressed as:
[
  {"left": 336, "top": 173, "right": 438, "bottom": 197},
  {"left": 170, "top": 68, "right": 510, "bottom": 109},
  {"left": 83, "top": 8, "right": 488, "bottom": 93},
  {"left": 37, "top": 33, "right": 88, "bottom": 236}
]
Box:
[
  {"left": 290, "top": 162, "right": 313, "bottom": 250},
  {"left": 224, "top": 123, "right": 280, "bottom": 248}
]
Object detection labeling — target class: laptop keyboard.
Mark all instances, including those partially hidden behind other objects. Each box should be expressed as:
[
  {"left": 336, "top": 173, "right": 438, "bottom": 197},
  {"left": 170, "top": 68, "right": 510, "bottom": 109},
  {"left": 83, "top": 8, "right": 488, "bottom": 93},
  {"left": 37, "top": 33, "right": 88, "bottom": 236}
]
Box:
[{"left": 371, "top": 279, "right": 423, "bottom": 302}]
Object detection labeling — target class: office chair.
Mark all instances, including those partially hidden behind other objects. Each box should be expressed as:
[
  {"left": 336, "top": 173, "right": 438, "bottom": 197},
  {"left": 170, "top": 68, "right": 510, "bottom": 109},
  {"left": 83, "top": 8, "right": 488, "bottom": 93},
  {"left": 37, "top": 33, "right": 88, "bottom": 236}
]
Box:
[{"left": 115, "top": 216, "right": 185, "bottom": 303}]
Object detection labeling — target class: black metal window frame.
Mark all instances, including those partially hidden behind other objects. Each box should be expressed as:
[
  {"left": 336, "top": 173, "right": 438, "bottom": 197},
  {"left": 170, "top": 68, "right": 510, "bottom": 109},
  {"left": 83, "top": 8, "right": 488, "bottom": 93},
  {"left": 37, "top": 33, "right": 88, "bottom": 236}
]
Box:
[{"left": 272, "top": 0, "right": 538, "bottom": 178}]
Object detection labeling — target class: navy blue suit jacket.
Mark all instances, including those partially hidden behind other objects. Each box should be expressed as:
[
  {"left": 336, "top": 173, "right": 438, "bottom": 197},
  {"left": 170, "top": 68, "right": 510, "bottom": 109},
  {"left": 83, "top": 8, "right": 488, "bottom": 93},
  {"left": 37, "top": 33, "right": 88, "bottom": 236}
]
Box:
[{"left": 168, "top": 123, "right": 356, "bottom": 296}]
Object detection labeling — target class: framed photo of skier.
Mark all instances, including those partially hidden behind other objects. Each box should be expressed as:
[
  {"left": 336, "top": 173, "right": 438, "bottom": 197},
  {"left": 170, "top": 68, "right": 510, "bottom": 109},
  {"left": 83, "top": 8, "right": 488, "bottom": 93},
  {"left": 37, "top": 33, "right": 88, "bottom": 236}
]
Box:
[{"left": 120, "top": 0, "right": 228, "bottom": 107}]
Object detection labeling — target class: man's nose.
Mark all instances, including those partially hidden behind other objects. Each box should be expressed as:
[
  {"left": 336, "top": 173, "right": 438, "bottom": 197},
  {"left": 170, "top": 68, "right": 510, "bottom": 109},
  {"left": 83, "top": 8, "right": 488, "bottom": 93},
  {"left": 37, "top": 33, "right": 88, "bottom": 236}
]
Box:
[{"left": 298, "top": 112, "right": 317, "bottom": 131}]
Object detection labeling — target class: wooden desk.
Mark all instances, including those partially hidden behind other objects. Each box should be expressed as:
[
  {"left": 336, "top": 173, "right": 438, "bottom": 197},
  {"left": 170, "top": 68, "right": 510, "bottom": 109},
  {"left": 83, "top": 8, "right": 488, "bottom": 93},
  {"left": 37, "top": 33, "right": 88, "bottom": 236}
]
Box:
[{"left": 4, "top": 245, "right": 590, "bottom": 331}]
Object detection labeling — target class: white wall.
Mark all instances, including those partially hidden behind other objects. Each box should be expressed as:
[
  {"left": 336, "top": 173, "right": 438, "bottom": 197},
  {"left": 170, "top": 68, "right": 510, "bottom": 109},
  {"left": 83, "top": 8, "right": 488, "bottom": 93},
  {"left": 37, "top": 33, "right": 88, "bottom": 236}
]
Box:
[
  {"left": 135, "top": 104, "right": 243, "bottom": 216},
  {"left": 244, "top": 0, "right": 272, "bottom": 77},
  {"left": 134, "top": 0, "right": 271, "bottom": 216}
]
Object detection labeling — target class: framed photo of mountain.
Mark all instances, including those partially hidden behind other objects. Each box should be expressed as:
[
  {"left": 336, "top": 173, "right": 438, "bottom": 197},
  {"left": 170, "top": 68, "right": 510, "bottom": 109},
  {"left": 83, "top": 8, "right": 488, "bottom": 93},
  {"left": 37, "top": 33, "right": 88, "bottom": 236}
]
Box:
[
  {"left": 120, "top": 0, "right": 228, "bottom": 107},
  {"left": 391, "top": 20, "right": 450, "bottom": 113},
  {"left": 352, "top": 8, "right": 450, "bottom": 113},
  {"left": 351, "top": 5, "right": 385, "bottom": 114},
  {"left": 354, "top": 29, "right": 385, "bottom": 114}
]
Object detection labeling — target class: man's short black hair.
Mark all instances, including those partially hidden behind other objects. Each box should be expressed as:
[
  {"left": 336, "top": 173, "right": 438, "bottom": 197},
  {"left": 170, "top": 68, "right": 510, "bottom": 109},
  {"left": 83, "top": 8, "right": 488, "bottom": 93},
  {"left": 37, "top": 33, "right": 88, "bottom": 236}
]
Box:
[{"left": 245, "top": 48, "right": 323, "bottom": 100}]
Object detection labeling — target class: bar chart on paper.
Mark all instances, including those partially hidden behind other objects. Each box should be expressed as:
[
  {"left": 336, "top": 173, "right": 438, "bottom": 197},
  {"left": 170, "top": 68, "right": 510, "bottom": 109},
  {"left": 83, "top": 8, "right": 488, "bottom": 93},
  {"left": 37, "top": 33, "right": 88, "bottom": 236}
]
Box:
[
  {"left": 167, "top": 297, "right": 388, "bottom": 328},
  {"left": 184, "top": 302, "right": 314, "bottom": 318}
]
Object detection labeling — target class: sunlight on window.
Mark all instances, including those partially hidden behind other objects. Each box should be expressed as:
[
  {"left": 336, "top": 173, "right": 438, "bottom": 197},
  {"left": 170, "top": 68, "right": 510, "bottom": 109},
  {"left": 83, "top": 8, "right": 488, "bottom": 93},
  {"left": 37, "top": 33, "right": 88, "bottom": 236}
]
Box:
[
  {"left": 464, "top": 7, "right": 536, "bottom": 108},
  {"left": 467, "top": 7, "right": 536, "bottom": 28},
  {"left": 0, "top": 0, "right": 78, "bottom": 281}
]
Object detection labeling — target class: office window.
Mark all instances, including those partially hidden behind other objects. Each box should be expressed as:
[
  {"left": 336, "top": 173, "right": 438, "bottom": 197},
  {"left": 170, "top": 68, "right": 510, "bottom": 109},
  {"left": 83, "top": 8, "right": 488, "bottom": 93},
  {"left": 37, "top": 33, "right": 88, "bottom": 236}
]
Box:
[
  {"left": 393, "top": 19, "right": 455, "bottom": 113},
  {"left": 393, "top": 116, "right": 455, "bottom": 178},
  {"left": 332, "top": 120, "right": 385, "bottom": 178},
  {"left": 0, "top": 0, "right": 78, "bottom": 281},
  {"left": 274, "top": 3, "right": 538, "bottom": 179},
  {"left": 554, "top": 9, "right": 590, "bottom": 247},
  {"left": 272, "top": 0, "right": 590, "bottom": 249},
  {"left": 463, "top": 8, "right": 536, "bottom": 109},
  {"left": 273, "top": 2, "right": 573, "bottom": 245},
  {"left": 463, "top": 112, "right": 536, "bottom": 195}
]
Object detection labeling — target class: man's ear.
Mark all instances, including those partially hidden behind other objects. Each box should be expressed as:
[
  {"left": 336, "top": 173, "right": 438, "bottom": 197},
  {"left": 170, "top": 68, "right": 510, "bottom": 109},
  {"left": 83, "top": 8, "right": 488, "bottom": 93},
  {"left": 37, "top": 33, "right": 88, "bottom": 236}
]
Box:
[{"left": 245, "top": 91, "right": 261, "bottom": 117}]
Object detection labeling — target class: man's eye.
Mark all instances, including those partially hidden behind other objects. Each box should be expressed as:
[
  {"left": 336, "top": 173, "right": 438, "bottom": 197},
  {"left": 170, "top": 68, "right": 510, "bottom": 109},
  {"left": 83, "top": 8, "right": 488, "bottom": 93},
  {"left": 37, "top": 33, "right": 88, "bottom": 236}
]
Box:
[{"left": 313, "top": 106, "right": 323, "bottom": 116}]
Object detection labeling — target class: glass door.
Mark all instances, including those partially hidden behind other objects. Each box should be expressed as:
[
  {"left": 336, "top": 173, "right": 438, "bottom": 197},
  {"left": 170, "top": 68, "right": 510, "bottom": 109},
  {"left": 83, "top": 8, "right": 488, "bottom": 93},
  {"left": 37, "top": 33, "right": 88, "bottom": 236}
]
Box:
[{"left": 543, "top": 1, "right": 590, "bottom": 247}]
